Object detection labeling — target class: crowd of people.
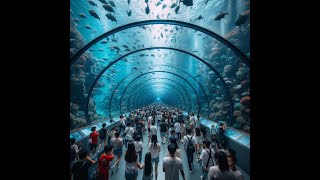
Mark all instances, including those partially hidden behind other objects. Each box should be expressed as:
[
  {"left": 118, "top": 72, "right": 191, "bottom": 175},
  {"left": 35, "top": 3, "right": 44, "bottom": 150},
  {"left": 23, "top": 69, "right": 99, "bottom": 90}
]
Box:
[{"left": 70, "top": 104, "right": 245, "bottom": 180}]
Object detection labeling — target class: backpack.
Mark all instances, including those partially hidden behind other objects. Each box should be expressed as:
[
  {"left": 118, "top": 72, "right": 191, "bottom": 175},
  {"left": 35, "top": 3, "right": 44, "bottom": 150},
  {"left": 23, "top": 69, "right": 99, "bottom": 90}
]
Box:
[
  {"left": 70, "top": 145, "right": 76, "bottom": 161},
  {"left": 186, "top": 136, "right": 195, "bottom": 153},
  {"left": 205, "top": 149, "right": 214, "bottom": 170}
]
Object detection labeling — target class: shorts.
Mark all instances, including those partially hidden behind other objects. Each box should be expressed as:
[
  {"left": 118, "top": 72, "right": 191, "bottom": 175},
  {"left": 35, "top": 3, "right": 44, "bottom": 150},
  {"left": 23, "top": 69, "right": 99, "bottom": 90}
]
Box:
[
  {"left": 125, "top": 170, "right": 138, "bottom": 180},
  {"left": 90, "top": 143, "right": 97, "bottom": 150},
  {"left": 113, "top": 148, "right": 123, "bottom": 156},
  {"left": 151, "top": 156, "right": 159, "bottom": 163},
  {"left": 160, "top": 132, "right": 166, "bottom": 137},
  {"left": 100, "top": 136, "right": 106, "bottom": 141}
]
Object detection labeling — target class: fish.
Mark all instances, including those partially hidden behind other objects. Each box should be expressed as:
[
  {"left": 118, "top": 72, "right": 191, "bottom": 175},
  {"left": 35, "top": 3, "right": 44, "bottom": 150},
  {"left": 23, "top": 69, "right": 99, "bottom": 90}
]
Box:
[
  {"left": 108, "top": 1, "right": 116, "bottom": 7},
  {"left": 106, "top": 13, "right": 117, "bottom": 23},
  {"left": 85, "top": 25, "right": 92, "bottom": 29},
  {"left": 171, "top": 3, "right": 177, "bottom": 9},
  {"left": 101, "top": 40, "right": 108, "bottom": 44},
  {"left": 180, "top": 0, "right": 193, "bottom": 7},
  {"left": 162, "top": 4, "right": 167, "bottom": 10},
  {"left": 214, "top": 12, "right": 228, "bottom": 21},
  {"left": 98, "top": 48, "right": 104, "bottom": 51},
  {"left": 160, "top": 32, "right": 163, "bottom": 38},
  {"left": 139, "top": 54, "right": 145, "bottom": 57},
  {"left": 126, "top": 9, "right": 132, "bottom": 16},
  {"left": 88, "top": 0, "right": 98, "bottom": 7},
  {"left": 79, "top": 13, "right": 87, "bottom": 18},
  {"left": 103, "top": 58, "right": 108, "bottom": 60},
  {"left": 175, "top": 5, "right": 180, "bottom": 14},
  {"left": 205, "top": 0, "right": 210, "bottom": 5},
  {"left": 128, "top": 0, "right": 130, "bottom": 5},
  {"left": 103, "top": 4, "right": 115, "bottom": 13},
  {"left": 145, "top": 4, "right": 150, "bottom": 15},
  {"left": 122, "top": 45, "right": 129, "bottom": 48},
  {"left": 73, "top": 18, "right": 80, "bottom": 23},
  {"left": 235, "top": 14, "right": 248, "bottom": 26},
  {"left": 156, "top": 1, "right": 162, "bottom": 6},
  {"left": 194, "top": 15, "right": 203, "bottom": 22},
  {"left": 88, "top": 10, "right": 100, "bottom": 20},
  {"left": 98, "top": 0, "right": 108, "bottom": 4},
  {"left": 156, "top": 14, "right": 160, "bottom": 19},
  {"left": 145, "top": 0, "right": 148, "bottom": 3}
]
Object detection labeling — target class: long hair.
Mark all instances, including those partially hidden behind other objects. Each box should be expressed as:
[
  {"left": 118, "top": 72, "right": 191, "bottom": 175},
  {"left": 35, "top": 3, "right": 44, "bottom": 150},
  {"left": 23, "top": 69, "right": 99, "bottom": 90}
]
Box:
[
  {"left": 196, "top": 128, "right": 201, "bottom": 136},
  {"left": 151, "top": 134, "right": 158, "bottom": 149},
  {"left": 214, "top": 150, "right": 229, "bottom": 172},
  {"left": 144, "top": 152, "right": 152, "bottom": 176},
  {"left": 125, "top": 142, "right": 137, "bottom": 163}
]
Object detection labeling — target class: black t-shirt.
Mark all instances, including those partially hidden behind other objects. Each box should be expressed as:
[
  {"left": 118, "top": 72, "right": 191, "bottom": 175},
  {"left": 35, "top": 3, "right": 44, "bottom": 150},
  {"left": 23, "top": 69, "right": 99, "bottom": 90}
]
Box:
[
  {"left": 99, "top": 128, "right": 107, "bottom": 138},
  {"left": 160, "top": 123, "right": 167, "bottom": 132},
  {"left": 71, "top": 160, "right": 92, "bottom": 180},
  {"left": 136, "top": 122, "right": 143, "bottom": 133}
]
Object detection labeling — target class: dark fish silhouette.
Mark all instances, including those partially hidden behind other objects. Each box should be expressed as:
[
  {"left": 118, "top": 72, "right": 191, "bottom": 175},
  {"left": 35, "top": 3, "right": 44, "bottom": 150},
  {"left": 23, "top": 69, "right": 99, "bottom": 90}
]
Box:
[
  {"left": 88, "top": 10, "right": 100, "bottom": 20},
  {"left": 88, "top": 0, "right": 98, "bottom": 7},
  {"left": 127, "top": 0, "right": 130, "bottom": 5},
  {"left": 101, "top": 40, "right": 108, "bottom": 44},
  {"left": 194, "top": 15, "right": 203, "bottom": 22},
  {"left": 175, "top": 5, "right": 180, "bottom": 14},
  {"left": 85, "top": 25, "right": 92, "bottom": 29},
  {"left": 98, "top": 0, "right": 108, "bottom": 4},
  {"left": 214, "top": 12, "right": 228, "bottom": 20},
  {"left": 145, "top": 4, "right": 150, "bottom": 14},
  {"left": 205, "top": 0, "right": 210, "bottom": 5},
  {"left": 156, "top": 1, "right": 162, "bottom": 6},
  {"left": 235, "top": 14, "right": 248, "bottom": 26},
  {"left": 103, "top": 4, "right": 115, "bottom": 13},
  {"left": 171, "top": 3, "right": 177, "bottom": 8},
  {"left": 145, "top": 0, "right": 148, "bottom": 3},
  {"left": 73, "top": 18, "right": 80, "bottom": 23},
  {"left": 162, "top": 4, "right": 167, "bottom": 10},
  {"left": 108, "top": 1, "right": 116, "bottom": 7},
  {"left": 180, "top": 0, "right": 193, "bottom": 7},
  {"left": 126, "top": 10, "right": 132, "bottom": 16},
  {"left": 79, "top": 13, "right": 87, "bottom": 18},
  {"left": 106, "top": 13, "right": 117, "bottom": 23}
]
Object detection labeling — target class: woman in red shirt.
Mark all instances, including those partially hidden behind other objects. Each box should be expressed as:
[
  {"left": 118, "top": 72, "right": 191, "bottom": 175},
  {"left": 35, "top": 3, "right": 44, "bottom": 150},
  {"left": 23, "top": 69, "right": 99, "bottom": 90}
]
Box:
[{"left": 95, "top": 145, "right": 114, "bottom": 180}]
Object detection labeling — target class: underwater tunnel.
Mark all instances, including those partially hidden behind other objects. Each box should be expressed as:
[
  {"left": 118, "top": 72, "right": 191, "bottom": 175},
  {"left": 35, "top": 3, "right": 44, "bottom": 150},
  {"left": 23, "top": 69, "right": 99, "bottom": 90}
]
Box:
[{"left": 70, "top": 0, "right": 250, "bottom": 179}]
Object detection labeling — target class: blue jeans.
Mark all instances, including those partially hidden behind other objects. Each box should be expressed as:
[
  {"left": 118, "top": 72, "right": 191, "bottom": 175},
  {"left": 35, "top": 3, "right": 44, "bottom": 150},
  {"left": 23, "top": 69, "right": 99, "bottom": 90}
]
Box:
[{"left": 137, "top": 151, "right": 142, "bottom": 163}]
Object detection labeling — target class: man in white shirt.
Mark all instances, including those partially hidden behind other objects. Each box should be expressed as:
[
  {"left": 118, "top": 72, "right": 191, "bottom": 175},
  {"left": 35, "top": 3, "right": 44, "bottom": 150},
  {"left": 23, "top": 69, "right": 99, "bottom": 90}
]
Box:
[
  {"left": 198, "top": 139, "right": 215, "bottom": 180},
  {"left": 150, "top": 121, "right": 158, "bottom": 136},
  {"left": 124, "top": 122, "right": 134, "bottom": 149},
  {"left": 163, "top": 143, "right": 186, "bottom": 180}
]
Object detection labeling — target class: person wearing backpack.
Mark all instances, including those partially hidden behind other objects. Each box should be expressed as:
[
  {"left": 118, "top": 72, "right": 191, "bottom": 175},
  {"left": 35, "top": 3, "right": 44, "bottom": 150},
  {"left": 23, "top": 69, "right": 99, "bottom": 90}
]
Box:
[
  {"left": 198, "top": 139, "right": 215, "bottom": 180},
  {"left": 70, "top": 138, "right": 81, "bottom": 167},
  {"left": 99, "top": 123, "right": 108, "bottom": 151},
  {"left": 71, "top": 149, "right": 96, "bottom": 180},
  {"left": 183, "top": 128, "right": 196, "bottom": 173}
]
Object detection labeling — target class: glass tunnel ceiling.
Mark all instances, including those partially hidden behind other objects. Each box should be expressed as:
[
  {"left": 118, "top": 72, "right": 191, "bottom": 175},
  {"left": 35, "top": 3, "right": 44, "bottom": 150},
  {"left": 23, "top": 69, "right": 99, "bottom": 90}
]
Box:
[{"left": 70, "top": 0, "right": 250, "bottom": 134}]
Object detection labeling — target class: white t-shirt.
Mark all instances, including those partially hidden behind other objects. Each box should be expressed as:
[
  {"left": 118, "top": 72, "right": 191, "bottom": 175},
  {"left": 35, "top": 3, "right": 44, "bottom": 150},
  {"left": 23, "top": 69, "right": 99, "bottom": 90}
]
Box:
[
  {"left": 200, "top": 148, "right": 215, "bottom": 169},
  {"left": 150, "top": 125, "right": 157, "bottom": 136},
  {"left": 189, "top": 116, "right": 195, "bottom": 124},
  {"left": 207, "top": 166, "right": 237, "bottom": 180},
  {"left": 125, "top": 127, "right": 134, "bottom": 140},
  {"left": 163, "top": 157, "right": 183, "bottom": 180},
  {"left": 232, "top": 169, "right": 245, "bottom": 180},
  {"left": 134, "top": 141, "right": 143, "bottom": 152},
  {"left": 183, "top": 135, "right": 196, "bottom": 150},
  {"left": 125, "top": 153, "right": 140, "bottom": 173},
  {"left": 148, "top": 142, "right": 161, "bottom": 159},
  {"left": 174, "top": 122, "right": 181, "bottom": 133}
]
